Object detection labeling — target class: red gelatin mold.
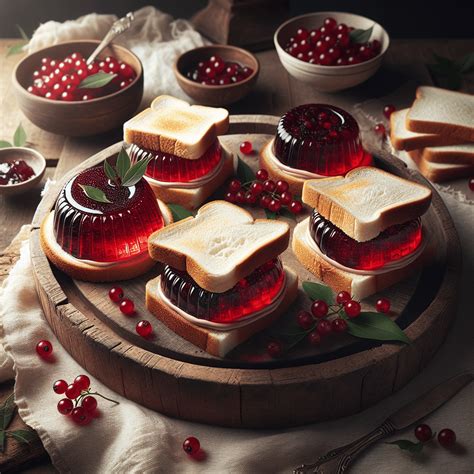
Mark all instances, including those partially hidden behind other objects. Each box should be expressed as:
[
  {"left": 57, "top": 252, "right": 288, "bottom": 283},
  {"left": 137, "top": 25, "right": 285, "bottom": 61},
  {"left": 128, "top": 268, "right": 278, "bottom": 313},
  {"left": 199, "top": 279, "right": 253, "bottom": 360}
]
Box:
[
  {"left": 129, "top": 141, "right": 222, "bottom": 183},
  {"left": 53, "top": 165, "right": 164, "bottom": 262},
  {"left": 273, "top": 104, "right": 368, "bottom": 176},
  {"left": 309, "top": 210, "right": 422, "bottom": 270},
  {"left": 161, "top": 258, "right": 285, "bottom": 323}
]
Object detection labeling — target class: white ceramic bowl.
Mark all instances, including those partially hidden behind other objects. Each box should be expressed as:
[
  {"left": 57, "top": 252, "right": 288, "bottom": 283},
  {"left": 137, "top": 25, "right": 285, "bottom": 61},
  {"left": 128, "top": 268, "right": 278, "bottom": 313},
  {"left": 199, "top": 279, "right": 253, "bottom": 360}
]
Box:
[{"left": 274, "top": 11, "right": 390, "bottom": 92}]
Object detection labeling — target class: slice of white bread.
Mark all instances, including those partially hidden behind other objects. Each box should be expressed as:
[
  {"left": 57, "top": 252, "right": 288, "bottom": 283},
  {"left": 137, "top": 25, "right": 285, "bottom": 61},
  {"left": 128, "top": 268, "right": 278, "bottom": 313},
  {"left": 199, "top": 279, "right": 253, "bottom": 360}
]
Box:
[
  {"left": 407, "top": 87, "right": 474, "bottom": 142},
  {"left": 123, "top": 95, "right": 229, "bottom": 159},
  {"left": 146, "top": 148, "right": 234, "bottom": 210},
  {"left": 148, "top": 201, "right": 290, "bottom": 293},
  {"left": 302, "top": 167, "right": 432, "bottom": 242},
  {"left": 417, "top": 143, "right": 474, "bottom": 165},
  {"left": 408, "top": 149, "right": 474, "bottom": 183},
  {"left": 146, "top": 269, "right": 298, "bottom": 357},
  {"left": 390, "top": 108, "right": 460, "bottom": 151},
  {"left": 292, "top": 219, "right": 429, "bottom": 300}
]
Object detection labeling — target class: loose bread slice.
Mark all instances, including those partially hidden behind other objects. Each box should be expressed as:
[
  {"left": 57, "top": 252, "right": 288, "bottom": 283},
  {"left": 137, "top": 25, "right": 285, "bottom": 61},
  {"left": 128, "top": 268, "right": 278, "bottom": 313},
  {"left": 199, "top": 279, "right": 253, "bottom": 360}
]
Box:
[
  {"left": 148, "top": 201, "right": 290, "bottom": 293},
  {"left": 418, "top": 143, "right": 474, "bottom": 165},
  {"left": 123, "top": 95, "right": 229, "bottom": 159},
  {"left": 408, "top": 149, "right": 474, "bottom": 183},
  {"left": 407, "top": 87, "right": 474, "bottom": 142},
  {"left": 390, "top": 108, "right": 460, "bottom": 151},
  {"left": 146, "top": 268, "right": 298, "bottom": 357},
  {"left": 302, "top": 167, "right": 432, "bottom": 242}
]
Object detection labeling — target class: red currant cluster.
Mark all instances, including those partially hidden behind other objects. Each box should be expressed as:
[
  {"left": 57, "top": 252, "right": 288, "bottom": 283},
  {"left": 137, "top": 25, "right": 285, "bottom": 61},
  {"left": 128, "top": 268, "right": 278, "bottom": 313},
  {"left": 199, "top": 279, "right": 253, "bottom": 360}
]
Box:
[
  {"left": 225, "top": 168, "right": 303, "bottom": 214},
  {"left": 284, "top": 18, "right": 382, "bottom": 66},
  {"left": 54, "top": 374, "right": 119, "bottom": 425},
  {"left": 109, "top": 286, "right": 153, "bottom": 338},
  {"left": 186, "top": 54, "right": 253, "bottom": 86},
  {"left": 374, "top": 104, "right": 397, "bottom": 136},
  {"left": 28, "top": 53, "right": 136, "bottom": 101}
]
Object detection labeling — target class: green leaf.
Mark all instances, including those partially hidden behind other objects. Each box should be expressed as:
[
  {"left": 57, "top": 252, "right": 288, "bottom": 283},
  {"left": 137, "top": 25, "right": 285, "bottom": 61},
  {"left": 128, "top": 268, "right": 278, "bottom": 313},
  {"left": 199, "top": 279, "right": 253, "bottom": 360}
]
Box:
[
  {"left": 116, "top": 148, "right": 131, "bottom": 180},
  {"left": 349, "top": 25, "right": 374, "bottom": 44},
  {"left": 278, "top": 207, "right": 296, "bottom": 221},
  {"left": 16, "top": 24, "right": 29, "bottom": 41},
  {"left": 346, "top": 311, "right": 410, "bottom": 344},
  {"left": 0, "top": 393, "right": 16, "bottom": 430},
  {"left": 6, "top": 42, "right": 27, "bottom": 57},
  {"left": 302, "top": 281, "right": 334, "bottom": 305},
  {"left": 79, "top": 184, "right": 111, "bottom": 204},
  {"left": 167, "top": 203, "right": 193, "bottom": 222},
  {"left": 0, "top": 140, "right": 12, "bottom": 148},
  {"left": 460, "top": 53, "right": 474, "bottom": 73},
  {"left": 433, "top": 53, "right": 457, "bottom": 69},
  {"left": 121, "top": 157, "right": 153, "bottom": 187},
  {"left": 264, "top": 209, "right": 277, "bottom": 220},
  {"left": 104, "top": 159, "right": 117, "bottom": 182},
  {"left": 0, "top": 430, "right": 4, "bottom": 453},
  {"left": 236, "top": 157, "right": 256, "bottom": 183},
  {"left": 78, "top": 72, "right": 117, "bottom": 89},
  {"left": 13, "top": 123, "right": 27, "bottom": 147},
  {"left": 7, "top": 429, "right": 38, "bottom": 445},
  {"left": 386, "top": 439, "right": 423, "bottom": 453}
]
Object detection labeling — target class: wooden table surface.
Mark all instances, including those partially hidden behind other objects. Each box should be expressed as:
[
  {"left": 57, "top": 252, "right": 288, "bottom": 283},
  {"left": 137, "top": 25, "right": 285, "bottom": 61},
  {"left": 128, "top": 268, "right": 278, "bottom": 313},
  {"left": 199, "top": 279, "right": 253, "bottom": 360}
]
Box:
[{"left": 0, "top": 37, "right": 473, "bottom": 471}]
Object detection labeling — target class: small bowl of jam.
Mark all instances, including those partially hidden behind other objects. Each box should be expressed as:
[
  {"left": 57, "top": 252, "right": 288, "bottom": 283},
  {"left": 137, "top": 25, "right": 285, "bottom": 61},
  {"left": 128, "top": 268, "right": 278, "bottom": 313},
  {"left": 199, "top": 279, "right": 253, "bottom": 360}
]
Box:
[
  {"left": 174, "top": 45, "right": 259, "bottom": 106},
  {"left": 0, "top": 147, "right": 46, "bottom": 195}
]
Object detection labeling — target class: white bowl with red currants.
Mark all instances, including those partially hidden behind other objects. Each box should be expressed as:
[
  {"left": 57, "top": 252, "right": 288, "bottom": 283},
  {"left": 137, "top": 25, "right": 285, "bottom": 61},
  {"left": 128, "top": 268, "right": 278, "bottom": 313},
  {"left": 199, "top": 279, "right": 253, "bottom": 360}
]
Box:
[{"left": 274, "top": 12, "right": 390, "bottom": 91}]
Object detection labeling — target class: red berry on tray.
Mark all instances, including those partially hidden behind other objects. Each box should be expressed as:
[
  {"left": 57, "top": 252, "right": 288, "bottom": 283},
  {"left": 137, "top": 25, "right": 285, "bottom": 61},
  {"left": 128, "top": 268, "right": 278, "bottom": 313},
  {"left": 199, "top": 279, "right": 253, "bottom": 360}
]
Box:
[
  {"left": 36, "top": 340, "right": 53, "bottom": 359},
  {"left": 308, "top": 330, "right": 321, "bottom": 345},
  {"left": 438, "top": 428, "right": 456, "bottom": 447},
  {"left": 57, "top": 398, "right": 74, "bottom": 415},
  {"left": 119, "top": 298, "right": 135, "bottom": 316},
  {"left": 256, "top": 169, "right": 269, "bottom": 182},
  {"left": 72, "top": 406, "right": 91, "bottom": 426},
  {"left": 240, "top": 141, "right": 253, "bottom": 155},
  {"left": 414, "top": 423, "right": 433, "bottom": 442},
  {"left": 53, "top": 379, "right": 68, "bottom": 394},
  {"left": 74, "top": 374, "right": 91, "bottom": 391},
  {"left": 297, "top": 310, "right": 314, "bottom": 330},
  {"left": 136, "top": 320, "right": 153, "bottom": 338},
  {"left": 267, "top": 341, "right": 282, "bottom": 358},
  {"left": 344, "top": 300, "right": 361, "bottom": 318},
  {"left": 376, "top": 298, "right": 391, "bottom": 313},
  {"left": 289, "top": 200, "right": 303, "bottom": 214},
  {"left": 311, "top": 300, "right": 328, "bottom": 318},
  {"left": 383, "top": 104, "right": 396, "bottom": 119},
  {"left": 109, "top": 286, "right": 124, "bottom": 303},
  {"left": 183, "top": 436, "right": 201, "bottom": 455},
  {"left": 331, "top": 318, "right": 348, "bottom": 333},
  {"left": 316, "top": 319, "right": 332, "bottom": 337},
  {"left": 82, "top": 395, "right": 98, "bottom": 414}
]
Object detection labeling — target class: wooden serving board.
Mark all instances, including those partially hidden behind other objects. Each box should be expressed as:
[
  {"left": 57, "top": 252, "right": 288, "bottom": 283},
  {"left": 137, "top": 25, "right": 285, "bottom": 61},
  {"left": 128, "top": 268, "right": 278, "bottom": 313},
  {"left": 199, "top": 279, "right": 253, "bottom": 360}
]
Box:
[{"left": 30, "top": 115, "right": 460, "bottom": 428}]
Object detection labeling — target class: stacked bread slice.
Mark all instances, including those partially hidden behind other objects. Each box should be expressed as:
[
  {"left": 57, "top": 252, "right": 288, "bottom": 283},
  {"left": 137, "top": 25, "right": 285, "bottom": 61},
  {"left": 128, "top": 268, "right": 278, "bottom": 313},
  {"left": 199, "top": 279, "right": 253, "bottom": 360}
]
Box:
[{"left": 390, "top": 87, "right": 474, "bottom": 182}]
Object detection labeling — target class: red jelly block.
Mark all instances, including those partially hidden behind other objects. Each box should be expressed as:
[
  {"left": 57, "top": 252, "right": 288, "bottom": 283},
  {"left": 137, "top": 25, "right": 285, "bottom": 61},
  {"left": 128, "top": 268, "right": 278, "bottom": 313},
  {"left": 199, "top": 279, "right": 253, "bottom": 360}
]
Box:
[
  {"left": 129, "top": 141, "right": 222, "bottom": 183},
  {"left": 273, "top": 104, "right": 369, "bottom": 176},
  {"left": 0, "top": 159, "right": 35, "bottom": 185},
  {"left": 53, "top": 165, "right": 164, "bottom": 262},
  {"left": 309, "top": 210, "right": 422, "bottom": 270},
  {"left": 161, "top": 258, "right": 285, "bottom": 323}
]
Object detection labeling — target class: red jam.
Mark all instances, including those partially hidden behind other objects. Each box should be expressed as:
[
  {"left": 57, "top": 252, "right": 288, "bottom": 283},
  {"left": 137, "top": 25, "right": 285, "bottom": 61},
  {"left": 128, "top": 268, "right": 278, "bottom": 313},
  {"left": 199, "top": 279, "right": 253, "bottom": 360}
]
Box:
[
  {"left": 161, "top": 258, "right": 284, "bottom": 323},
  {"left": 309, "top": 210, "right": 422, "bottom": 270},
  {"left": 185, "top": 55, "right": 253, "bottom": 85},
  {"left": 0, "top": 159, "right": 35, "bottom": 185},
  {"left": 129, "top": 141, "right": 222, "bottom": 183},
  {"left": 53, "top": 165, "right": 164, "bottom": 262},
  {"left": 273, "top": 104, "right": 368, "bottom": 175},
  {"left": 27, "top": 52, "right": 137, "bottom": 101}
]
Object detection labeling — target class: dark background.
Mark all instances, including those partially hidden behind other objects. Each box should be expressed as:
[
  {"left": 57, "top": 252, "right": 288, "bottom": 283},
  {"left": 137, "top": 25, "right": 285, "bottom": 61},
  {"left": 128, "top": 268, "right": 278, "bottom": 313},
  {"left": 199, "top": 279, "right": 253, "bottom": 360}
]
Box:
[{"left": 1, "top": 0, "right": 473, "bottom": 39}]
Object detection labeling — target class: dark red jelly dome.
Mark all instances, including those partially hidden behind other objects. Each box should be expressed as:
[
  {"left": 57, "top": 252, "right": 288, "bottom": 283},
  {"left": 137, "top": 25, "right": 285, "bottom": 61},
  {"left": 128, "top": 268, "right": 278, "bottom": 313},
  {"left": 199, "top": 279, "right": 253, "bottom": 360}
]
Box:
[
  {"left": 309, "top": 210, "right": 422, "bottom": 270},
  {"left": 129, "top": 141, "right": 222, "bottom": 183},
  {"left": 273, "top": 104, "right": 367, "bottom": 176},
  {"left": 53, "top": 165, "right": 164, "bottom": 262},
  {"left": 161, "top": 258, "right": 284, "bottom": 324}
]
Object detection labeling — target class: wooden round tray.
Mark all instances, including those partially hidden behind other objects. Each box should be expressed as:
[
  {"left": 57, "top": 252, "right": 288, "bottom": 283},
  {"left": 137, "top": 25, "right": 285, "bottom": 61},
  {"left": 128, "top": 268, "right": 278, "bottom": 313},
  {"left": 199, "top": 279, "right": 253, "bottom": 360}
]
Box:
[{"left": 30, "top": 115, "right": 460, "bottom": 428}]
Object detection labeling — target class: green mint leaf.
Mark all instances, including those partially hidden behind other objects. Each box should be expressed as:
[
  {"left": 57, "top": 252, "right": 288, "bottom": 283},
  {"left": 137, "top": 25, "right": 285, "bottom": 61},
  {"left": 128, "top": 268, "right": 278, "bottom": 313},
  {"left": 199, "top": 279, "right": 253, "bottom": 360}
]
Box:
[
  {"left": 167, "top": 203, "right": 193, "bottom": 222},
  {"left": 349, "top": 25, "right": 374, "bottom": 44},
  {"left": 13, "top": 123, "right": 27, "bottom": 147},
  {"left": 386, "top": 439, "right": 423, "bottom": 453},
  {"left": 0, "top": 140, "right": 12, "bottom": 149},
  {"left": 236, "top": 157, "right": 256, "bottom": 183},
  {"left": 302, "top": 281, "right": 334, "bottom": 305},
  {"left": 16, "top": 24, "right": 29, "bottom": 41},
  {"left": 6, "top": 42, "right": 27, "bottom": 57},
  {"left": 460, "top": 52, "right": 474, "bottom": 73},
  {"left": 79, "top": 184, "right": 112, "bottom": 204},
  {"left": 0, "top": 393, "right": 16, "bottom": 430},
  {"left": 347, "top": 311, "right": 410, "bottom": 344},
  {"left": 278, "top": 207, "right": 296, "bottom": 221},
  {"left": 116, "top": 148, "right": 131, "bottom": 180},
  {"left": 264, "top": 209, "right": 277, "bottom": 220},
  {"left": 121, "top": 157, "right": 153, "bottom": 187},
  {"left": 7, "top": 429, "right": 38, "bottom": 444},
  {"left": 0, "top": 430, "right": 4, "bottom": 452},
  {"left": 78, "top": 72, "right": 117, "bottom": 89},
  {"left": 104, "top": 159, "right": 117, "bottom": 182}
]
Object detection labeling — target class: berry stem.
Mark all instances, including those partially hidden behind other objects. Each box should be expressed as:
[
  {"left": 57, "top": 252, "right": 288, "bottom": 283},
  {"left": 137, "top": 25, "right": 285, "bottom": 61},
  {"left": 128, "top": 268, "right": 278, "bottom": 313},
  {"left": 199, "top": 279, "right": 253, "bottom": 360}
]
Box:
[
  {"left": 74, "top": 389, "right": 119, "bottom": 407},
  {"left": 88, "top": 391, "right": 120, "bottom": 405}
]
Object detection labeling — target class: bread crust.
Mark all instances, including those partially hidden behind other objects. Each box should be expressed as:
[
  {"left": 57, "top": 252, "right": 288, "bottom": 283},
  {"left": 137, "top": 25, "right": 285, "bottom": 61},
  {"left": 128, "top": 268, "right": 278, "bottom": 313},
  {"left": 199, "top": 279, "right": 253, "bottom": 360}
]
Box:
[
  {"left": 420, "top": 146, "right": 474, "bottom": 165},
  {"left": 145, "top": 268, "right": 298, "bottom": 357}
]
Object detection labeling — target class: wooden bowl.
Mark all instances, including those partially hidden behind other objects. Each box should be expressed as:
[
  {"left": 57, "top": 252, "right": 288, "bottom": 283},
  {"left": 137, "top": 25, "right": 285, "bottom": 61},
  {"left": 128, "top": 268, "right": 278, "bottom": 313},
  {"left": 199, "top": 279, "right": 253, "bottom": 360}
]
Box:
[
  {"left": 0, "top": 147, "right": 46, "bottom": 196},
  {"left": 12, "top": 40, "right": 143, "bottom": 137},
  {"left": 174, "top": 45, "right": 259, "bottom": 106}
]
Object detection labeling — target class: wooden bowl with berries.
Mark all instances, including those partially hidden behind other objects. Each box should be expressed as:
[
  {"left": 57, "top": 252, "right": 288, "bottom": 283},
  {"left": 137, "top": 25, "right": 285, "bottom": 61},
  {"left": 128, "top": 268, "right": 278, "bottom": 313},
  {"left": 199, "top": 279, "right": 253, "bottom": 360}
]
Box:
[
  {"left": 274, "top": 12, "right": 390, "bottom": 91},
  {"left": 174, "top": 45, "right": 259, "bottom": 106},
  {"left": 12, "top": 40, "right": 143, "bottom": 137}
]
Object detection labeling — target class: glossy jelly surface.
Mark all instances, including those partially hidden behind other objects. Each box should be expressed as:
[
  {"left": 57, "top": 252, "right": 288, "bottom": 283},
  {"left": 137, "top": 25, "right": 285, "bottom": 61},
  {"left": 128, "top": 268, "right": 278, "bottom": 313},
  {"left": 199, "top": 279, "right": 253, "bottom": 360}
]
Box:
[
  {"left": 0, "top": 159, "right": 35, "bottom": 185},
  {"left": 129, "top": 141, "right": 222, "bottom": 183},
  {"left": 161, "top": 258, "right": 285, "bottom": 323},
  {"left": 53, "top": 165, "right": 164, "bottom": 262},
  {"left": 309, "top": 210, "right": 422, "bottom": 270},
  {"left": 273, "top": 104, "right": 367, "bottom": 176}
]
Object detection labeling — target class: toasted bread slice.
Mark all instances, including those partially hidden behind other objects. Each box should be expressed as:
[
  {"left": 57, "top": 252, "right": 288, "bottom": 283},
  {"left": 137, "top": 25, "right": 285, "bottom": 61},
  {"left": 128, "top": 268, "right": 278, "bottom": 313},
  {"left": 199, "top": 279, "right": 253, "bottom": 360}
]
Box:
[
  {"left": 408, "top": 149, "right": 474, "bottom": 183},
  {"left": 123, "top": 95, "right": 229, "bottom": 159},
  {"left": 148, "top": 201, "right": 290, "bottom": 293},
  {"left": 390, "top": 108, "right": 460, "bottom": 151},
  {"left": 407, "top": 87, "right": 474, "bottom": 142},
  {"left": 146, "top": 268, "right": 298, "bottom": 357},
  {"left": 302, "top": 167, "right": 432, "bottom": 242},
  {"left": 292, "top": 219, "right": 428, "bottom": 299},
  {"left": 418, "top": 143, "right": 474, "bottom": 165}
]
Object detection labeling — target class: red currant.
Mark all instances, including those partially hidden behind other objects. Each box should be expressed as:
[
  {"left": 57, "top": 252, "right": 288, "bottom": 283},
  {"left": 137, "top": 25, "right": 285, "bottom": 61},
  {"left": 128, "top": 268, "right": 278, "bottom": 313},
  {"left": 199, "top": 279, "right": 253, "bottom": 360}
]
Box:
[
  {"left": 438, "top": 428, "right": 456, "bottom": 447},
  {"left": 235, "top": 190, "right": 246, "bottom": 204},
  {"left": 311, "top": 300, "right": 328, "bottom": 318},
  {"left": 268, "top": 199, "right": 281, "bottom": 213},
  {"left": 383, "top": 104, "right": 396, "bottom": 119},
  {"left": 74, "top": 374, "right": 90, "bottom": 391},
  {"left": 239, "top": 141, "right": 253, "bottom": 155},
  {"left": 53, "top": 379, "right": 68, "bottom": 394},
  {"left": 289, "top": 200, "right": 303, "bottom": 214},
  {"left": 331, "top": 318, "right": 348, "bottom": 333},
  {"left": 297, "top": 310, "right": 314, "bottom": 330},
  {"left": 36, "top": 340, "right": 53, "bottom": 359},
  {"left": 376, "top": 298, "right": 391, "bottom": 313},
  {"left": 225, "top": 192, "right": 237, "bottom": 203},
  {"left": 183, "top": 436, "right": 200, "bottom": 455},
  {"left": 323, "top": 17, "right": 337, "bottom": 31},
  {"left": 280, "top": 191, "right": 292, "bottom": 205},
  {"left": 266, "top": 341, "right": 282, "bottom": 358},
  {"left": 71, "top": 407, "right": 91, "bottom": 426},
  {"left": 259, "top": 195, "right": 271, "bottom": 209},
  {"left": 136, "top": 320, "right": 153, "bottom": 337},
  {"left": 256, "top": 169, "right": 269, "bottom": 182},
  {"left": 308, "top": 331, "right": 321, "bottom": 345},
  {"left": 245, "top": 191, "right": 257, "bottom": 205},
  {"left": 57, "top": 398, "right": 73, "bottom": 415},
  {"left": 469, "top": 177, "right": 474, "bottom": 191},
  {"left": 119, "top": 63, "right": 135, "bottom": 79},
  {"left": 228, "top": 179, "right": 241, "bottom": 193},
  {"left": 65, "top": 383, "right": 81, "bottom": 400},
  {"left": 275, "top": 180, "right": 289, "bottom": 193},
  {"left": 61, "top": 91, "right": 75, "bottom": 101},
  {"left": 344, "top": 300, "right": 361, "bottom": 318},
  {"left": 81, "top": 395, "right": 98, "bottom": 414},
  {"left": 316, "top": 319, "right": 332, "bottom": 337},
  {"left": 263, "top": 179, "right": 276, "bottom": 192},
  {"left": 109, "top": 286, "right": 124, "bottom": 303},
  {"left": 119, "top": 298, "right": 135, "bottom": 316},
  {"left": 374, "top": 123, "right": 386, "bottom": 135},
  {"left": 250, "top": 181, "right": 264, "bottom": 196},
  {"left": 414, "top": 424, "right": 433, "bottom": 442},
  {"left": 336, "top": 291, "right": 351, "bottom": 304}
]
